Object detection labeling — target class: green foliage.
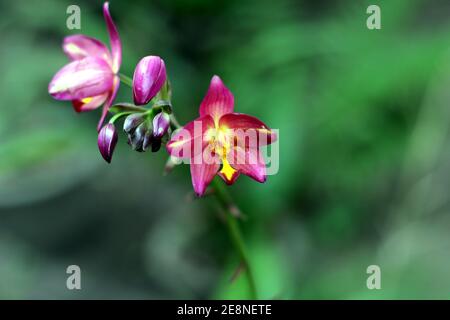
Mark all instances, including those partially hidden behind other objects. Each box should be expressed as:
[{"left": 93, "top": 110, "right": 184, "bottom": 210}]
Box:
[{"left": 1, "top": 0, "right": 450, "bottom": 299}]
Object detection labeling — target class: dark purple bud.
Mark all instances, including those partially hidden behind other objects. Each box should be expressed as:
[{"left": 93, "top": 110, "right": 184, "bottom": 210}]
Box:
[
  {"left": 133, "top": 56, "right": 167, "bottom": 106},
  {"left": 151, "top": 138, "right": 162, "bottom": 153},
  {"left": 152, "top": 112, "right": 170, "bottom": 139},
  {"left": 123, "top": 113, "right": 145, "bottom": 134},
  {"left": 142, "top": 130, "right": 153, "bottom": 151},
  {"left": 130, "top": 121, "right": 150, "bottom": 152},
  {"left": 98, "top": 123, "right": 118, "bottom": 163}
]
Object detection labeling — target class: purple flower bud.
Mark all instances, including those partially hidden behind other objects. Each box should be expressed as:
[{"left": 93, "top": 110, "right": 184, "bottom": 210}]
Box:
[
  {"left": 133, "top": 56, "right": 167, "bottom": 106},
  {"left": 98, "top": 123, "right": 118, "bottom": 163},
  {"left": 151, "top": 138, "right": 162, "bottom": 153},
  {"left": 129, "top": 121, "right": 150, "bottom": 152},
  {"left": 152, "top": 112, "right": 170, "bottom": 139},
  {"left": 123, "top": 113, "right": 145, "bottom": 134},
  {"left": 142, "top": 130, "right": 153, "bottom": 151}
]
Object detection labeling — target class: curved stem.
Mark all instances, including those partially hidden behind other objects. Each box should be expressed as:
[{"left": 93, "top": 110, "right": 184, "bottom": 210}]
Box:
[
  {"left": 119, "top": 73, "right": 133, "bottom": 87},
  {"left": 212, "top": 179, "right": 258, "bottom": 300}
]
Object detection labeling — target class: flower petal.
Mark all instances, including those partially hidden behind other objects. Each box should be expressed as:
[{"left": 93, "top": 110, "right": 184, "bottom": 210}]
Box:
[
  {"left": 103, "top": 2, "right": 121, "bottom": 73},
  {"left": 133, "top": 56, "right": 167, "bottom": 106},
  {"left": 227, "top": 146, "right": 266, "bottom": 183},
  {"left": 166, "top": 115, "right": 214, "bottom": 158},
  {"left": 199, "top": 75, "right": 234, "bottom": 121},
  {"left": 190, "top": 162, "right": 220, "bottom": 196},
  {"left": 63, "top": 35, "right": 111, "bottom": 62},
  {"left": 72, "top": 93, "right": 108, "bottom": 112},
  {"left": 97, "top": 75, "right": 120, "bottom": 131},
  {"left": 219, "top": 113, "right": 276, "bottom": 147},
  {"left": 48, "top": 57, "right": 114, "bottom": 100}
]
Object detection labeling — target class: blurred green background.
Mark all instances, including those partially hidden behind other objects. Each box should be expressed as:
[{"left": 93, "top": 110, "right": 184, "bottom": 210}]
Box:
[{"left": 1, "top": 0, "right": 450, "bottom": 299}]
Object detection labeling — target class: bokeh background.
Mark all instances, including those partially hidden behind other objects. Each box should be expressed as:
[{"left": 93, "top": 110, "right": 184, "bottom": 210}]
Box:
[{"left": 1, "top": 0, "right": 450, "bottom": 299}]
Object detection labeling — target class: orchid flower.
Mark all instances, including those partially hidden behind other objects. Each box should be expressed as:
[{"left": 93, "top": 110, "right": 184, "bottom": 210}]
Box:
[
  {"left": 48, "top": 2, "right": 121, "bottom": 131},
  {"left": 166, "top": 76, "right": 276, "bottom": 196}
]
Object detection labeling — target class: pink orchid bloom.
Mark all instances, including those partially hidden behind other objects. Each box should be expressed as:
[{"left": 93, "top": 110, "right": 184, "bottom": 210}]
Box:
[
  {"left": 166, "top": 76, "right": 276, "bottom": 196},
  {"left": 48, "top": 2, "right": 121, "bottom": 131}
]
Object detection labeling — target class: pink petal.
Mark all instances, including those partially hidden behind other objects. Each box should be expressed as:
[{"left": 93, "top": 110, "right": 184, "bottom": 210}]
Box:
[
  {"left": 227, "top": 147, "right": 267, "bottom": 183},
  {"left": 48, "top": 57, "right": 114, "bottom": 100},
  {"left": 72, "top": 93, "right": 109, "bottom": 112},
  {"left": 133, "top": 56, "right": 167, "bottom": 105},
  {"left": 63, "top": 35, "right": 111, "bottom": 62},
  {"left": 190, "top": 162, "right": 220, "bottom": 196},
  {"left": 166, "top": 115, "right": 214, "bottom": 158},
  {"left": 97, "top": 75, "right": 120, "bottom": 131},
  {"left": 219, "top": 113, "right": 276, "bottom": 147},
  {"left": 103, "top": 2, "right": 121, "bottom": 73},
  {"left": 199, "top": 75, "right": 234, "bottom": 121}
]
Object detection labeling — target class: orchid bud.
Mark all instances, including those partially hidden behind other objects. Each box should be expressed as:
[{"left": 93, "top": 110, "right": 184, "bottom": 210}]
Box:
[
  {"left": 123, "top": 113, "right": 145, "bottom": 134},
  {"left": 142, "top": 130, "right": 153, "bottom": 152},
  {"left": 152, "top": 112, "right": 170, "bottom": 139},
  {"left": 151, "top": 138, "right": 162, "bottom": 153},
  {"left": 129, "top": 120, "right": 150, "bottom": 152},
  {"left": 98, "top": 123, "right": 118, "bottom": 163},
  {"left": 133, "top": 56, "right": 167, "bottom": 106}
]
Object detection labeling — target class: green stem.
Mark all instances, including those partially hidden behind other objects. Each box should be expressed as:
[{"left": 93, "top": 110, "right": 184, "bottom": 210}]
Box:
[
  {"left": 119, "top": 73, "right": 133, "bottom": 87},
  {"left": 212, "top": 179, "right": 258, "bottom": 300},
  {"left": 109, "top": 111, "right": 134, "bottom": 124}
]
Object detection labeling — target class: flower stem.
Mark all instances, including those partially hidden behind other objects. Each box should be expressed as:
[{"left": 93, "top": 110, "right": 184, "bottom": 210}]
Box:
[
  {"left": 211, "top": 179, "right": 258, "bottom": 300},
  {"left": 119, "top": 73, "right": 133, "bottom": 87}
]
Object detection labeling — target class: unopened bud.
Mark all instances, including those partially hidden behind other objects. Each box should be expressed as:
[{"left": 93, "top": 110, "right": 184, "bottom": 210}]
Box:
[
  {"left": 152, "top": 112, "right": 170, "bottom": 139},
  {"left": 123, "top": 113, "right": 145, "bottom": 134},
  {"left": 142, "top": 130, "right": 153, "bottom": 151},
  {"left": 151, "top": 138, "right": 162, "bottom": 153},
  {"left": 129, "top": 121, "right": 150, "bottom": 152},
  {"left": 133, "top": 56, "right": 167, "bottom": 106},
  {"left": 98, "top": 123, "right": 118, "bottom": 163}
]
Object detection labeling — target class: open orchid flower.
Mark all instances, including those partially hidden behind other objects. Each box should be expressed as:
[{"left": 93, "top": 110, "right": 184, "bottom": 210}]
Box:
[
  {"left": 48, "top": 2, "right": 121, "bottom": 131},
  {"left": 166, "top": 76, "right": 277, "bottom": 196}
]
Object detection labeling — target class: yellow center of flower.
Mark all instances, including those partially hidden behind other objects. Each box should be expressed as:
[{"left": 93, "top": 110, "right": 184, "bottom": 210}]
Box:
[{"left": 206, "top": 125, "right": 238, "bottom": 182}]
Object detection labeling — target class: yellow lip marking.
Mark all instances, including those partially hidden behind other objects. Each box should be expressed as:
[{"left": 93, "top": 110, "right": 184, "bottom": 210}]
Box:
[
  {"left": 220, "top": 155, "right": 237, "bottom": 182},
  {"left": 81, "top": 97, "right": 93, "bottom": 104}
]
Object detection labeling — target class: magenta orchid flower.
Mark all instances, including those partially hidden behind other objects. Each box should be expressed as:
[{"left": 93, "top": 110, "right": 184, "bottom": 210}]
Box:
[
  {"left": 48, "top": 2, "right": 121, "bottom": 131},
  {"left": 166, "top": 76, "right": 276, "bottom": 196}
]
